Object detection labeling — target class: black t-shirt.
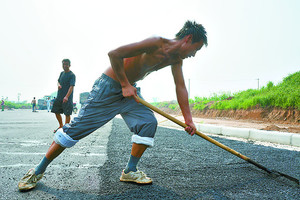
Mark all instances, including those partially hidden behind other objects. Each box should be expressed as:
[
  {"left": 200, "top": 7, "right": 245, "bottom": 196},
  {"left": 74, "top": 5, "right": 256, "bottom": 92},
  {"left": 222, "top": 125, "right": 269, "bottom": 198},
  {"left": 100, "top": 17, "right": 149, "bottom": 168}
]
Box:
[{"left": 57, "top": 71, "right": 76, "bottom": 101}]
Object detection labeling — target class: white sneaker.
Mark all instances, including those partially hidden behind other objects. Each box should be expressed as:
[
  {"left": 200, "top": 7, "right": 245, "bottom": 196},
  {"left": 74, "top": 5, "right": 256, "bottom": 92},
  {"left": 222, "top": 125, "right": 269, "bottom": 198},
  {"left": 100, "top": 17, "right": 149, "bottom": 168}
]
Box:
[
  {"left": 120, "top": 170, "right": 152, "bottom": 184},
  {"left": 18, "top": 168, "right": 43, "bottom": 191}
]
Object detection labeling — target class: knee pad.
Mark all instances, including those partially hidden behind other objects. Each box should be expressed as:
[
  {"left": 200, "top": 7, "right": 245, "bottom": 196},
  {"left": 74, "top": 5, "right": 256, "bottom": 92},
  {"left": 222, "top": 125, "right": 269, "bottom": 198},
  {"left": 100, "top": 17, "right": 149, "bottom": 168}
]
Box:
[
  {"left": 54, "top": 128, "right": 78, "bottom": 148},
  {"left": 131, "top": 135, "right": 154, "bottom": 147}
]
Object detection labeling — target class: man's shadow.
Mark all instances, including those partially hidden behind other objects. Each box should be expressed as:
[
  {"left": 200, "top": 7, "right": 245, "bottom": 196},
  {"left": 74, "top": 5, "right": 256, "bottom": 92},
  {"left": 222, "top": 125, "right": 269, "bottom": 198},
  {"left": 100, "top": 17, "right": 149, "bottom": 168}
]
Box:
[{"left": 23, "top": 182, "right": 183, "bottom": 200}]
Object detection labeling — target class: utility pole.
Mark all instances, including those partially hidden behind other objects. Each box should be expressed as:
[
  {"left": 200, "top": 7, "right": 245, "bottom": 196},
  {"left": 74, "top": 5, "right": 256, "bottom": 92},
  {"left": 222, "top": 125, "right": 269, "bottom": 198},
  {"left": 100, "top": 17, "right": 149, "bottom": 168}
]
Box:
[
  {"left": 18, "top": 93, "right": 21, "bottom": 102},
  {"left": 257, "top": 78, "right": 259, "bottom": 90}
]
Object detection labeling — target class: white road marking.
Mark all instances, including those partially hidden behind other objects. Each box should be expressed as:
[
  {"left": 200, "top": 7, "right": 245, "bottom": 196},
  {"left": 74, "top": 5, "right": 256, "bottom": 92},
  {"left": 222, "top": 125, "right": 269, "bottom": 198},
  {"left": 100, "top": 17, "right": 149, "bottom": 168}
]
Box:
[{"left": 0, "top": 164, "right": 101, "bottom": 168}]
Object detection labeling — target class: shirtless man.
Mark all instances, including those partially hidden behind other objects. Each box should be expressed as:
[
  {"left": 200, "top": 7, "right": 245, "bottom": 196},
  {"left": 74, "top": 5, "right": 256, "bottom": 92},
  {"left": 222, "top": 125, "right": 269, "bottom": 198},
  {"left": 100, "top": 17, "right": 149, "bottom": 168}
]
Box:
[{"left": 18, "top": 20, "right": 207, "bottom": 191}]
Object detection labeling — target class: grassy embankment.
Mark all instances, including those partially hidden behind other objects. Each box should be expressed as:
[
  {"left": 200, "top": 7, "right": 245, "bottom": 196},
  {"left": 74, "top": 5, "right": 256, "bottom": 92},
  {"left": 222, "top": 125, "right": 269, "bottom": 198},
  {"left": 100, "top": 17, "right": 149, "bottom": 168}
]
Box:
[{"left": 152, "top": 71, "right": 300, "bottom": 111}]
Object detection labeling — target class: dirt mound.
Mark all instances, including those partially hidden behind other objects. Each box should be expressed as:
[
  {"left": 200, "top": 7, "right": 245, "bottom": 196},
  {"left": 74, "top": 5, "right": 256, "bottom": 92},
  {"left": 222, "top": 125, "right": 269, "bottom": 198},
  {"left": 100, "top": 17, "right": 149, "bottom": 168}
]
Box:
[
  {"left": 159, "top": 106, "right": 300, "bottom": 133},
  {"left": 190, "top": 108, "right": 300, "bottom": 124},
  {"left": 261, "top": 125, "right": 288, "bottom": 132}
]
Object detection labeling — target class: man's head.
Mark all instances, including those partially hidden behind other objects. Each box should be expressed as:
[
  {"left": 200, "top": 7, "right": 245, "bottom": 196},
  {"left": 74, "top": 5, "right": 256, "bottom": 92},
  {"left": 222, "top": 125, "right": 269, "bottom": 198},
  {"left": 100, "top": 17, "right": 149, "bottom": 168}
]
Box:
[
  {"left": 176, "top": 20, "right": 207, "bottom": 46},
  {"left": 176, "top": 21, "right": 207, "bottom": 59},
  {"left": 62, "top": 59, "right": 71, "bottom": 72}
]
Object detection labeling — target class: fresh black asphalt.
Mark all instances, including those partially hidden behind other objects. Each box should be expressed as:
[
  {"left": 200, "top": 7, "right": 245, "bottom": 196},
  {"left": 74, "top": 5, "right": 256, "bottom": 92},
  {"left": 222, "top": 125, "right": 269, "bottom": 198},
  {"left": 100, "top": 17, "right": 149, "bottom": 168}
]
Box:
[{"left": 96, "top": 118, "right": 299, "bottom": 199}]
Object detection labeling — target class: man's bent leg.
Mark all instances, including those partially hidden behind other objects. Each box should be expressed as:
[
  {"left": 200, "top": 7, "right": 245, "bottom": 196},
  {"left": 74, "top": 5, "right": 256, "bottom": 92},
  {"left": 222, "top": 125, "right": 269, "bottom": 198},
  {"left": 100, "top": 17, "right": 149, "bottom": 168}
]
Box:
[
  {"left": 124, "top": 143, "right": 147, "bottom": 173},
  {"left": 120, "top": 143, "right": 153, "bottom": 184},
  {"left": 120, "top": 99, "right": 157, "bottom": 184},
  {"left": 131, "top": 143, "right": 147, "bottom": 157}
]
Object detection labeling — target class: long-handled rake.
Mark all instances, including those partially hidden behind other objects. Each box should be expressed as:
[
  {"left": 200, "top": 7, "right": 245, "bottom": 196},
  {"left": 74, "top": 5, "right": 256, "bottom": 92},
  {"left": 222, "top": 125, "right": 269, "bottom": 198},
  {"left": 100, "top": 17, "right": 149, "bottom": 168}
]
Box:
[{"left": 136, "top": 96, "right": 299, "bottom": 185}]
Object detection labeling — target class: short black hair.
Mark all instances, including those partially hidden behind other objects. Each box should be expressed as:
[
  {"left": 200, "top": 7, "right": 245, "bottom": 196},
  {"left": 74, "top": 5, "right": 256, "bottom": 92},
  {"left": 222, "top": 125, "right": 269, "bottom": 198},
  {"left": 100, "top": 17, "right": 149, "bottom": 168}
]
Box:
[
  {"left": 176, "top": 20, "right": 208, "bottom": 46},
  {"left": 62, "top": 59, "right": 71, "bottom": 66}
]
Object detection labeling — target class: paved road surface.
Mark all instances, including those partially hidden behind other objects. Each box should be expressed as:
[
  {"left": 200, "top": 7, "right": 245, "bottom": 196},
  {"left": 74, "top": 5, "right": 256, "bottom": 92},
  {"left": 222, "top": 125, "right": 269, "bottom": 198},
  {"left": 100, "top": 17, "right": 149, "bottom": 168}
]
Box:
[
  {"left": 0, "top": 110, "right": 110, "bottom": 199},
  {"left": 0, "top": 110, "right": 299, "bottom": 199}
]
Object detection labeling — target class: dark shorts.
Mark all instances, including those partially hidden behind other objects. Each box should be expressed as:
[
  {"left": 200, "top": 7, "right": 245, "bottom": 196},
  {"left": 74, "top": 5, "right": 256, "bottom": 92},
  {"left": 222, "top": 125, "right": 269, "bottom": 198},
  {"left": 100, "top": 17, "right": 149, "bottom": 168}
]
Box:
[{"left": 51, "top": 99, "right": 73, "bottom": 116}]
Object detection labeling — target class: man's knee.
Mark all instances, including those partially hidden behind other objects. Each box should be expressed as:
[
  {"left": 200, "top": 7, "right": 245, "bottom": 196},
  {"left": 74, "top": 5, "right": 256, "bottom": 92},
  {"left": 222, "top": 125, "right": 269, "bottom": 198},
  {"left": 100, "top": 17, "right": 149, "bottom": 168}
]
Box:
[
  {"left": 53, "top": 128, "right": 78, "bottom": 148},
  {"left": 131, "top": 135, "right": 154, "bottom": 147},
  {"left": 131, "top": 117, "right": 158, "bottom": 147},
  {"left": 145, "top": 117, "right": 158, "bottom": 137}
]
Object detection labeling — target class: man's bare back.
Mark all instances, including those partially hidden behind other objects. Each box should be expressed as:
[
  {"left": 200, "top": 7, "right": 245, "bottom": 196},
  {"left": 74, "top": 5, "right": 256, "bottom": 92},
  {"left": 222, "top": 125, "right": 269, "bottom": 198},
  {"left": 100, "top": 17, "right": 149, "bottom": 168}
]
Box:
[{"left": 104, "top": 37, "right": 184, "bottom": 84}]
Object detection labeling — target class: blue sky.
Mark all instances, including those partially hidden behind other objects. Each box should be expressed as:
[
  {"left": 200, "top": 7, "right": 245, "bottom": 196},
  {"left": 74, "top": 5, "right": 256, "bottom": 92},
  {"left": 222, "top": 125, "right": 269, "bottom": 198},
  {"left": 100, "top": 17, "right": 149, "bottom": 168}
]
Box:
[{"left": 0, "top": 0, "right": 299, "bottom": 103}]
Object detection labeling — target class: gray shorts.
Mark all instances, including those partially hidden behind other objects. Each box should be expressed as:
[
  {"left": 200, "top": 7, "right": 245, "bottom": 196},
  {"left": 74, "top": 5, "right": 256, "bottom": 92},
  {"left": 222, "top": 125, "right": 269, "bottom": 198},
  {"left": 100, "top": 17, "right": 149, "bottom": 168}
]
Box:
[{"left": 58, "top": 74, "right": 157, "bottom": 147}]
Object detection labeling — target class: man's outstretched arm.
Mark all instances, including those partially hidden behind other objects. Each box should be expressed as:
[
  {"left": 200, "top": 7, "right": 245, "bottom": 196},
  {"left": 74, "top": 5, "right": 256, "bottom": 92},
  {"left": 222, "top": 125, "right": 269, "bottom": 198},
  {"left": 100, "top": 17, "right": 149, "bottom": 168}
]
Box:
[{"left": 171, "top": 62, "right": 196, "bottom": 135}]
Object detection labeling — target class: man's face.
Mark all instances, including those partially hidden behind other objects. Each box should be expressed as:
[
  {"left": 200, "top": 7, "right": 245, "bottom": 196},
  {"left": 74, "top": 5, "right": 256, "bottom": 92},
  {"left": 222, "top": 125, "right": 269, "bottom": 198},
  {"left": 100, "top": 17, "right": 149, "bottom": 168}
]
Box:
[
  {"left": 62, "top": 61, "right": 70, "bottom": 72},
  {"left": 180, "top": 39, "right": 204, "bottom": 59}
]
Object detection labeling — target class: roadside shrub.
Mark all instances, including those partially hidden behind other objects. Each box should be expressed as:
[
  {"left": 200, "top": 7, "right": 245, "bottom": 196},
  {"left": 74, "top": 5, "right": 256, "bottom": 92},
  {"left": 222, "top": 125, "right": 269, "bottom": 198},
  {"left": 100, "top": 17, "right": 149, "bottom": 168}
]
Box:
[
  {"left": 3, "top": 101, "right": 31, "bottom": 109},
  {"left": 168, "top": 104, "right": 179, "bottom": 110},
  {"left": 267, "top": 81, "right": 274, "bottom": 89}
]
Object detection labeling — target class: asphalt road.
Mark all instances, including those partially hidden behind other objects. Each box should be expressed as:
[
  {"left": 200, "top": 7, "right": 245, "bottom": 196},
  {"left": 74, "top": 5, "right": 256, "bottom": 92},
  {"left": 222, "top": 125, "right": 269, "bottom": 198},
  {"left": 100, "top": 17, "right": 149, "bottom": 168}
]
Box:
[{"left": 0, "top": 109, "right": 299, "bottom": 200}]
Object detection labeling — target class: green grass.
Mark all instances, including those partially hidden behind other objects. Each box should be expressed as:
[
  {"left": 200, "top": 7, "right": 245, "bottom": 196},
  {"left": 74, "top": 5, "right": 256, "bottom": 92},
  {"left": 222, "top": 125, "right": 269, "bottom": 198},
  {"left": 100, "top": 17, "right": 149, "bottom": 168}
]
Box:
[
  {"left": 151, "top": 101, "right": 180, "bottom": 111},
  {"left": 153, "top": 71, "right": 300, "bottom": 111},
  {"left": 2, "top": 101, "right": 31, "bottom": 109},
  {"left": 210, "top": 71, "right": 300, "bottom": 110}
]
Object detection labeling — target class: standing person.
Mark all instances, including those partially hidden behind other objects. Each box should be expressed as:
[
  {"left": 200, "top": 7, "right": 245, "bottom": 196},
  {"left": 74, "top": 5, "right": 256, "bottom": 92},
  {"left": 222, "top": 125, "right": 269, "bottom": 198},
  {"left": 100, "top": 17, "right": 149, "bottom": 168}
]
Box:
[
  {"left": 18, "top": 20, "right": 207, "bottom": 190},
  {"left": 1, "top": 99, "right": 4, "bottom": 111},
  {"left": 51, "top": 59, "right": 76, "bottom": 133},
  {"left": 31, "top": 97, "right": 36, "bottom": 112},
  {"left": 46, "top": 97, "right": 51, "bottom": 112}
]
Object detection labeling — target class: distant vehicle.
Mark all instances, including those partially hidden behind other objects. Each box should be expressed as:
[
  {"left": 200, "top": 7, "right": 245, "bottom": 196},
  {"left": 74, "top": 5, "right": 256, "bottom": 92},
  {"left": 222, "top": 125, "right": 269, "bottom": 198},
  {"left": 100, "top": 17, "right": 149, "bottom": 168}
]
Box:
[
  {"left": 38, "top": 95, "right": 53, "bottom": 110},
  {"left": 37, "top": 99, "right": 46, "bottom": 110},
  {"left": 80, "top": 92, "right": 89, "bottom": 106}
]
